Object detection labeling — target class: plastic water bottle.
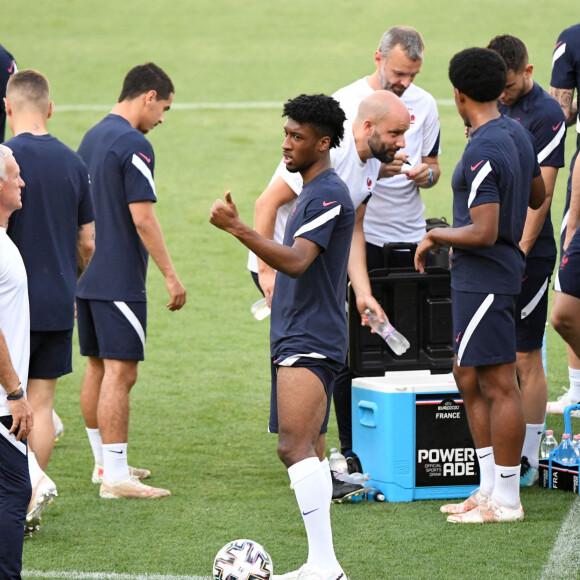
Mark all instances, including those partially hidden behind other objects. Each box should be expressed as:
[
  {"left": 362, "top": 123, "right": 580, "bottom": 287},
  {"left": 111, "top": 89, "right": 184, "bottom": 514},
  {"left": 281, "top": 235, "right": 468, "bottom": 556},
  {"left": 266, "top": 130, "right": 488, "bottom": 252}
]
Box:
[
  {"left": 250, "top": 297, "right": 270, "bottom": 320},
  {"left": 335, "top": 472, "right": 370, "bottom": 485},
  {"left": 540, "top": 430, "right": 557, "bottom": 458},
  {"left": 363, "top": 486, "right": 385, "bottom": 502},
  {"left": 364, "top": 309, "right": 410, "bottom": 356},
  {"left": 329, "top": 448, "right": 348, "bottom": 476},
  {"left": 573, "top": 435, "right": 580, "bottom": 455},
  {"left": 555, "top": 433, "right": 578, "bottom": 465}
]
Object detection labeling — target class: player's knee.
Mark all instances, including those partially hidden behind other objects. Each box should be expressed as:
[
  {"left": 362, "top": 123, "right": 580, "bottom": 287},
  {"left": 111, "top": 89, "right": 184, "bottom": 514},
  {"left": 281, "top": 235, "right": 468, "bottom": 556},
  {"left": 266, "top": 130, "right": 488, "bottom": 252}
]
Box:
[{"left": 550, "top": 307, "right": 574, "bottom": 339}]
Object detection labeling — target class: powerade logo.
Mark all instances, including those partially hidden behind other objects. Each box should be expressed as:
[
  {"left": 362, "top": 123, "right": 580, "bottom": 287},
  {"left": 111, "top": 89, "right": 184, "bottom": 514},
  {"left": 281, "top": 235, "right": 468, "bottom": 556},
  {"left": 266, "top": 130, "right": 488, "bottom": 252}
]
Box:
[{"left": 418, "top": 447, "right": 476, "bottom": 477}]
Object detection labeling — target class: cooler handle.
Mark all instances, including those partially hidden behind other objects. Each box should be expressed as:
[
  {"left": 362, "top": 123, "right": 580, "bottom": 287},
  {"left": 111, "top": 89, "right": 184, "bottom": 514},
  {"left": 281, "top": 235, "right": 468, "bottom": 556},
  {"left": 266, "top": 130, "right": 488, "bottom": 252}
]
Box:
[{"left": 358, "top": 400, "right": 377, "bottom": 428}]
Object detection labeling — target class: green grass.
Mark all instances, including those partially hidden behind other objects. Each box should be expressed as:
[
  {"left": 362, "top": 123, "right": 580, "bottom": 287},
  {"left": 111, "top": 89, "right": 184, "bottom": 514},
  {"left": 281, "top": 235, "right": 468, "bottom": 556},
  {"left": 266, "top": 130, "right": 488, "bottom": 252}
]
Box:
[{"left": 4, "top": 1, "right": 580, "bottom": 579}]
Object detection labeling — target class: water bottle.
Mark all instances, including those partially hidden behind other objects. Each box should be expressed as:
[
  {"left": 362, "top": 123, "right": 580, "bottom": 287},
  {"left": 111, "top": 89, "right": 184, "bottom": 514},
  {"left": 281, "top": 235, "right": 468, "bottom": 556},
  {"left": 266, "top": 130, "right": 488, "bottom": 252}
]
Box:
[
  {"left": 363, "top": 486, "right": 385, "bottom": 502},
  {"left": 250, "top": 297, "right": 270, "bottom": 320},
  {"left": 540, "top": 430, "right": 557, "bottom": 458},
  {"left": 364, "top": 309, "right": 410, "bottom": 356},
  {"left": 329, "top": 448, "right": 348, "bottom": 476},
  {"left": 555, "top": 433, "right": 578, "bottom": 465},
  {"left": 335, "top": 472, "right": 370, "bottom": 485},
  {"left": 573, "top": 435, "right": 580, "bottom": 455}
]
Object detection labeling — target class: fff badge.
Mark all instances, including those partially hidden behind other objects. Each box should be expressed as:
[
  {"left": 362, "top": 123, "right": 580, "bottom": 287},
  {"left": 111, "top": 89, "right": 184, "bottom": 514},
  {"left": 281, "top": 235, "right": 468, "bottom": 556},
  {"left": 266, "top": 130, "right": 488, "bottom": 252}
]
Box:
[{"left": 415, "top": 394, "right": 479, "bottom": 487}]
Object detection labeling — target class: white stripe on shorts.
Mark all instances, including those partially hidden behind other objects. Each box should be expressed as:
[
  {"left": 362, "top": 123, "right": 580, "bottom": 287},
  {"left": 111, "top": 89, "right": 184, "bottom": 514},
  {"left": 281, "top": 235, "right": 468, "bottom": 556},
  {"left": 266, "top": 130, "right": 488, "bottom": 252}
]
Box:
[
  {"left": 457, "top": 293, "right": 494, "bottom": 366},
  {"left": 113, "top": 301, "right": 146, "bottom": 351},
  {"left": 521, "top": 277, "right": 549, "bottom": 319},
  {"left": 561, "top": 208, "right": 569, "bottom": 235},
  {"left": 276, "top": 352, "right": 327, "bottom": 366},
  {"left": 0, "top": 422, "right": 27, "bottom": 455},
  {"left": 554, "top": 269, "right": 561, "bottom": 292}
]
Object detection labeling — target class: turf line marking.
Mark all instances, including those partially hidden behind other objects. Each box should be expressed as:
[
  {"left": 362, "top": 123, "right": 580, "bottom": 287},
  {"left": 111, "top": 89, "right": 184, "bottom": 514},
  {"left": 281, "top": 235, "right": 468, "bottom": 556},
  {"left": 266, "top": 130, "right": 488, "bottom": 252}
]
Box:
[
  {"left": 540, "top": 495, "right": 580, "bottom": 580},
  {"left": 53, "top": 99, "right": 455, "bottom": 113},
  {"left": 23, "top": 571, "right": 211, "bottom": 580}
]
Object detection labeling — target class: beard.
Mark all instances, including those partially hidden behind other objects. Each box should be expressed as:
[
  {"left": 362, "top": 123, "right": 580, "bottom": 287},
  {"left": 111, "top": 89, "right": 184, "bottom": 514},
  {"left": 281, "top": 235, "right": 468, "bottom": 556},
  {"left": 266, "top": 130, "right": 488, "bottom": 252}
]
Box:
[{"left": 368, "top": 131, "right": 397, "bottom": 164}]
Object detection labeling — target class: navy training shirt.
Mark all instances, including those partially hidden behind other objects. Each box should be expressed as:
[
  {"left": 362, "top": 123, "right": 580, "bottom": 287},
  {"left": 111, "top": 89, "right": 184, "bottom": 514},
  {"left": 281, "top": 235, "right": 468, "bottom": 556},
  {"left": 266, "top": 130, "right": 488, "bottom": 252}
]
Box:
[
  {"left": 76, "top": 114, "right": 157, "bottom": 302},
  {"left": 498, "top": 82, "right": 566, "bottom": 261},
  {"left": 0, "top": 44, "right": 17, "bottom": 143},
  {"left": 551, "top": 23, "right": 580, "bottom": 128},
  {"left": 270, "top": 168, "right": 355, "bottom": 365},
  {"left": 451, "top": 115, "right": 541, "bottom": 295},
  {"left": 7, "top": 133, "right": 94, "bottom": 330}
]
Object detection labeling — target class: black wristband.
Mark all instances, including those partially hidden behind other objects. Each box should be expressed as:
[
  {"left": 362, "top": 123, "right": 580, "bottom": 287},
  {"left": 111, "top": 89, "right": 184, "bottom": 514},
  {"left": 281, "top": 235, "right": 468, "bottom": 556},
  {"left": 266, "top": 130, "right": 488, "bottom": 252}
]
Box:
[{"left": 7, "top": 388, "right": 24, "bottom": 401}]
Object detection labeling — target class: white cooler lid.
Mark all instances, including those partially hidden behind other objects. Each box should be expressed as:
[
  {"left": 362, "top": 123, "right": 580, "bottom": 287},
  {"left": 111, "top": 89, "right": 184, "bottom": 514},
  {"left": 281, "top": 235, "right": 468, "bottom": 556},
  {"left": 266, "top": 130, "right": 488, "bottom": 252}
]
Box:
[{"left": 352, "top": 370, "right": 458, "bottom": 393}]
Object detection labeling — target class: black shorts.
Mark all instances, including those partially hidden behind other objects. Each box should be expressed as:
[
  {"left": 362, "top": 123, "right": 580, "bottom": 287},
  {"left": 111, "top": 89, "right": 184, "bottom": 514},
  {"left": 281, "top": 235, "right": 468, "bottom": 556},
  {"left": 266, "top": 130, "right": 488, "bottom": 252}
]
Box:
[
  {"left": 515, "top": 258, "right": 553, "bottom": 352},
  {"left": 29, "top": 329, "right": 73, "bottom": 379},
  {"left": 77, "top": 298, "right": 147, "bottom": 361},
  {"left": 555, "top": 227, "right": 580, "bottom": 300},
  {"left": 452, "top": 289, "right": 517, "bottom": 367},
  {"left": 269, "top": 355, "right": 342, "bottom": 434}
]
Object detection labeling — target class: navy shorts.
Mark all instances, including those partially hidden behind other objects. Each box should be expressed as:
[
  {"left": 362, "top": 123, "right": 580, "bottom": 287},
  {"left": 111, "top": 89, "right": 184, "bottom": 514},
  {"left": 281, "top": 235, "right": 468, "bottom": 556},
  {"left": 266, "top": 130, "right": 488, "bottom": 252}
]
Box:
[
  {"left": 555, "top": 227, "right": 580, "bottom": 300},
  {"left": 452, "top": 289, "right": 517, "bottom": 367},
  {"left": 515, "top": 258, "right": 553, "bottom": 352},
  {"left": 29, "top": 329, "right": 73, "bottom": 379},
  {"left": 269, "top": 355, "right": 342, "bottom": 434},
  {"left": 77, "top": 298, "right": 147, "bottom": 361}
]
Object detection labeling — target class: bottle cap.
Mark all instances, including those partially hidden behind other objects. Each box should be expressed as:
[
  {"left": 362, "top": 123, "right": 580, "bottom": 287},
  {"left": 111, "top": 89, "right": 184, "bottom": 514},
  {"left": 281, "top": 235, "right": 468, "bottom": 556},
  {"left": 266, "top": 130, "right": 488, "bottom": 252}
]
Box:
[
  {"left": 562, "top": 433, "right": 570, "bottom": 439},
  {"left": 546, "top": 430, "right": 553, "bottom": 435}
]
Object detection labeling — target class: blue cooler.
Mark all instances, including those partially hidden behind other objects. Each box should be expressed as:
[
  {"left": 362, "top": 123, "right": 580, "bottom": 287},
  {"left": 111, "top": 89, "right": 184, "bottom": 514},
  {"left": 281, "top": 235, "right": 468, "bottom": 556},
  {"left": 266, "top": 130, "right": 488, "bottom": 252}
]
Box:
[{"left": 352, "top": 370, "right": 479, "bottom": 502}]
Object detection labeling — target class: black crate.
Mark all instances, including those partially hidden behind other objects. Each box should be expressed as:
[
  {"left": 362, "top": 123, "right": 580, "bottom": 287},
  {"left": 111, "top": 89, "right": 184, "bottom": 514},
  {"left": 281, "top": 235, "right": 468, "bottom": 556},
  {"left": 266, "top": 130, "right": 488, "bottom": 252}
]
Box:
[
  {"left": 538, "top": 458, "right": 579, "bottom": 493},
  {"left": 348, "top": 263, "right": 453, "bottom": 376}
]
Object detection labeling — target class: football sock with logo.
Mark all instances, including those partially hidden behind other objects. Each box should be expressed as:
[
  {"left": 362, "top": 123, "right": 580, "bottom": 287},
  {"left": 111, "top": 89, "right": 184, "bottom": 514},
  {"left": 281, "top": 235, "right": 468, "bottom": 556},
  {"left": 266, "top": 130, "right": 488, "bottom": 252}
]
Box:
[
  {"left": 86, "top": 427, "right": 104, "bottom": 466},
  {"left": 476, "top": 447, "right": 495, "bottom": 496},
  {"left": 102, "top": 443, "right": 129, "bottom": 483},
  {"left": 493, "top": 464, "right": 521, "bottom": 508},
  {"left": 569, "top": 367, "right": 580, "bottom": 401},
  {"left": 522, "top": 423, "right": 544, "bottom": 469},
  {"left": 28, "top": 451, "right": 44, "bottom": 487},
  {"left": 288, "top": 457, "right": 339, "bottom": 571}
]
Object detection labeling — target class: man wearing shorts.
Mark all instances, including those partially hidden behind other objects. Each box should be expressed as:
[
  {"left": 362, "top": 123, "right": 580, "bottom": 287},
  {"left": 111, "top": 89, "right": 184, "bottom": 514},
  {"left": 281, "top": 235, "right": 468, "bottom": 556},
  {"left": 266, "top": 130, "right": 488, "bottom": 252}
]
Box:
[
  {"left": 211, "top": 94, "right": 354, "bottom": 580},
  {"left": 487, "top": 35, "right": 567, "bottom": 485},
  {"left": 5, "top": 70, "right": 96, "bottom": 530},
  {"left": 415, "top": 48, "right": 545, "bottom": 523},
  {"left": 548, "top": 23, "right": 580, "bottom": 413},
  {"left": 76, "top": 63, "right": 186, "bottom": 499}
]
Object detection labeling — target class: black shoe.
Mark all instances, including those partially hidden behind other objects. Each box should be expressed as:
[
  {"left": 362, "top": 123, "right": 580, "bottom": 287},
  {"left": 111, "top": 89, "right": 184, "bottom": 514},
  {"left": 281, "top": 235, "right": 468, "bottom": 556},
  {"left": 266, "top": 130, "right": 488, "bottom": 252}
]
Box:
[
  {"left": 331, "top": 473, "right": 364, "bottom": 503},
  {"left": 345, "top": 453, "right": 362, "bottom": 474}
]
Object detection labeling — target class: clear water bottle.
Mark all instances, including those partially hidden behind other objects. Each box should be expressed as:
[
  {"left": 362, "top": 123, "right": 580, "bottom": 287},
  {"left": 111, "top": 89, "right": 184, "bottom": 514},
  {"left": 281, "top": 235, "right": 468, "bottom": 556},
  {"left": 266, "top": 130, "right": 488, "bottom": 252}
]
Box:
[
  {"left": 363, "top": 486, "right": 385, "bottom": 502},
  {"left": 329, "top": 448, "right": 348, "bottom": 476},
  {"left": 336, "top": 472, "right": 370, "bottom": 485},
  {"left": 555, "top": 433, "right": 579, "bottom": 465},
  {"left": 540, "top": 430, "right": 557, "bottom": 458},
  {"left": 364, "top": 309, "right": 410, "bottom": 356},
  {"left": 573, "top": 435, "right": 580, "bottom": 455}
]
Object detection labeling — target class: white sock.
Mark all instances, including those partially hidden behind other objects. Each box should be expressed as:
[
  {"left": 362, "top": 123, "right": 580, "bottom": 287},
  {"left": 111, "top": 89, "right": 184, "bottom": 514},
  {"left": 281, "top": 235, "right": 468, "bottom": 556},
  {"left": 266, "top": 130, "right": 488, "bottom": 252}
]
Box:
[
  {"left": 320, "top": 457, "right": 332, "bottom": 498},
  {"left": 569, "top": 367, "right": 580, "bottom": 401},
  {"left": 28, "top": 451, "right": 44, "bottom": 486},
  {"left": 288, "top": 457, "right": 339, "bottom": 571},
  {"left": 476, "top": 447, "right": 495, "bottom": 496},
  {"left": 86, "top": 427, "right": 103, "bottom": 465},
  {"left": 102, "top": 443, "right": 129, "bottom": 483},
  {"left": 493, "top": 464, "right": 521, "bottom": 508},
  {"left": 522, "top": 423, "right": 544, "bottom": 469}
]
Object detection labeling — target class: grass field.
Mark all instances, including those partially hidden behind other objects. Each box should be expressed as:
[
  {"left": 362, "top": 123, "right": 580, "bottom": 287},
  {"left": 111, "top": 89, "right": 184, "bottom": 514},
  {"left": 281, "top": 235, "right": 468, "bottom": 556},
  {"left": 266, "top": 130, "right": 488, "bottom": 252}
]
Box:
[{"left": 4, "top": 1, "right": 580, "bottom": 579}]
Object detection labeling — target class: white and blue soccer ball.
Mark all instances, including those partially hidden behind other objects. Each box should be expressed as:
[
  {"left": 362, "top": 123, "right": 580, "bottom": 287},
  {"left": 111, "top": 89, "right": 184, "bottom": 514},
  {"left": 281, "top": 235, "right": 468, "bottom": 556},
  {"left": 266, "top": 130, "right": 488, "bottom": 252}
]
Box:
[{"left": 213, "top": 539, "right": 273, "bottom": 580}]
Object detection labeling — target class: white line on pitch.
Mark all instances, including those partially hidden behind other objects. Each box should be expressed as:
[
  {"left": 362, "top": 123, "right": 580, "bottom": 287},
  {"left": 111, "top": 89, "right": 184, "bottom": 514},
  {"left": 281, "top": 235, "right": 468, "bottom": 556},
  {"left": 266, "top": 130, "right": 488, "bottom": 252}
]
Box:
[
  {"left": 53, "top": 99, "right": 455, "bottom": 113},
  {"left": 540, "top": 495, "right": 580, "bottom": 580},
  {"left": 23, "top": 571, "right": 211, "bottom": 580}
]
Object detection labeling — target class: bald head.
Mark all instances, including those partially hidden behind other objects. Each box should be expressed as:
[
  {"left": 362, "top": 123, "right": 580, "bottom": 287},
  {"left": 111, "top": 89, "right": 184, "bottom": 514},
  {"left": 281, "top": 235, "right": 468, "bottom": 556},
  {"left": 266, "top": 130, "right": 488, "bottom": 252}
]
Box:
[
  {"left": 353, "top": 90, "right": 410, "bottom": 163},
  {"left": 356, "top": 89, "right": 409, "bottom": 125}
]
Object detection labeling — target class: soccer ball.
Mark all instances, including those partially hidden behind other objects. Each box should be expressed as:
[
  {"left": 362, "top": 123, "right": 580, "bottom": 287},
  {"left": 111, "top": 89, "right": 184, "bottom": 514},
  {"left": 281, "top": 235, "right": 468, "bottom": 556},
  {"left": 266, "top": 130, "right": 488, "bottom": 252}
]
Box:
[{"left": 213, "top": 538, "right": 273, "bottom": 580}]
